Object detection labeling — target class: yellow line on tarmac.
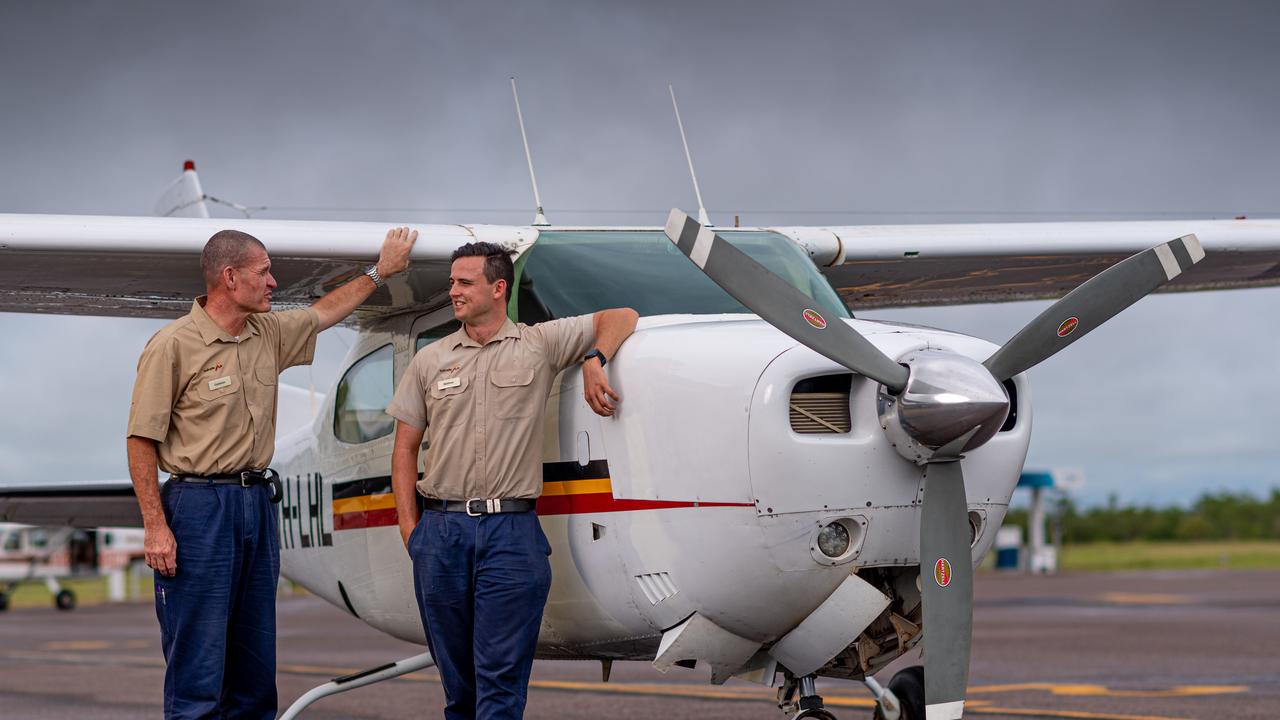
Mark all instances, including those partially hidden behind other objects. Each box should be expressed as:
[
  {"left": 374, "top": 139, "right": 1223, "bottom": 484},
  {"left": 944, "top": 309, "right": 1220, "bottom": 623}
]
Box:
[
  {"left": 969, "top": 682, "right": 1247, "bottom": 698},
  {"left": 0, "top": 650, "right": 1231, "bottom": 720},
  {"left": 1099, "top": 593, "right": 1191, "bottom": 605}
]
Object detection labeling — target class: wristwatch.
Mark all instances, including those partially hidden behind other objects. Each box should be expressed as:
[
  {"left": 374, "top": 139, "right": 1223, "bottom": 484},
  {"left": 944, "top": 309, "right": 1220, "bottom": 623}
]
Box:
[
  {"left": 363, "top": 264, "right": 385, "bottom": 288},
  {"left": 583, "top": 348, "right": 607, "bottom": 367}
]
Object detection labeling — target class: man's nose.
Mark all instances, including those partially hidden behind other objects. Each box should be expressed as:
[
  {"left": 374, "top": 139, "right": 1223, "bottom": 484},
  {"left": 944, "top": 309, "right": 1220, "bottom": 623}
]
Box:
[{"left": 266, "top": 273, "right": 278, "bottom": 290}]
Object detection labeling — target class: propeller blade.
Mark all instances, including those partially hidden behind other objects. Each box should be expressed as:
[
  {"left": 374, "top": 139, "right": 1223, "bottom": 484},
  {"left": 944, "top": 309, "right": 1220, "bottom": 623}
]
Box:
[
  {"left": 984, "top": 234, "right": 1205, "bottom": 381},
  {"left": 663, "top": 209, "right": 910, "bottom": 391},
  {"left": 919, "top": 459, "right": 973, "bottom": 720}
]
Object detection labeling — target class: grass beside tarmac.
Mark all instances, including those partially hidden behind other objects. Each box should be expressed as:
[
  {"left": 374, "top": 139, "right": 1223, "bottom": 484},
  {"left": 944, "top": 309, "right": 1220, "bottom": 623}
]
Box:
[{"left": 1057, "top": 540, "right": 1280, "bottom": 572}]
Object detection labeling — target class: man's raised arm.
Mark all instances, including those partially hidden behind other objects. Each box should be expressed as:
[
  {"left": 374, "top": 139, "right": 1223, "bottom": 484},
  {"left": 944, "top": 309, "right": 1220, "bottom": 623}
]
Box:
[{"left": 311, "top": 227, "right": 418, "bottom": 331}]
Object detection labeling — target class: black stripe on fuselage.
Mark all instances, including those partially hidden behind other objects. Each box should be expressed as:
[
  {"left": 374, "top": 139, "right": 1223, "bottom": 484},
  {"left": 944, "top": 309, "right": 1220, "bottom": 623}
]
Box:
[{"left": 329, "top": 459, "right": 612, "bottom": 499}]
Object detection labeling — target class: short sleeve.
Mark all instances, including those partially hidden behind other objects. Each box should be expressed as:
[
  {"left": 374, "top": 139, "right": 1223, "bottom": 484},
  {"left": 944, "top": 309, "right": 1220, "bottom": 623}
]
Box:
[
  {"left": 529, "top": 315, "right": 596, "bottom": 372},
  {"left": 387, "top": 351, "right": 431, "bottom": 430},
  {"left": 270, "top": 307, "right": 320, "bottom": 369},
  {"left": 126, "top": 334, "right": 178, "bottom": 442}
]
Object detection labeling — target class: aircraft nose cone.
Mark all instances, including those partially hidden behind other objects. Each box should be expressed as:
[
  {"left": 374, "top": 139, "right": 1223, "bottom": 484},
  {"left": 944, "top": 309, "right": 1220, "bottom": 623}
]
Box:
[{"left": 877, "top": 350, "right": 1010, "bottom": 463}]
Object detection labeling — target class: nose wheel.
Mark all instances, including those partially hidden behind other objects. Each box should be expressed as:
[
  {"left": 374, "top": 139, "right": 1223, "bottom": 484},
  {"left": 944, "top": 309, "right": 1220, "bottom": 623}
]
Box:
[{"left": 778, "top": 673, "right": 838, "bottom": 720}]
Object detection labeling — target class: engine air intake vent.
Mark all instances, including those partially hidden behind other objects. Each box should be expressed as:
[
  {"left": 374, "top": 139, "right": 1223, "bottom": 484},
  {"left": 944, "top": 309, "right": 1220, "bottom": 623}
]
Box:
[{"left": 790, "top": 374, "right": 852, "bottom": 434}]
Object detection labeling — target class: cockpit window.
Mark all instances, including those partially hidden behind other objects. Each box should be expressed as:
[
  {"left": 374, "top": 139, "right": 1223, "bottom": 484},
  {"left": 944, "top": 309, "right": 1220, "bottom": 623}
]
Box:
[
  {"left": 516, "top": 231, "right": 850, "bottom": 321},
  {"left": 333, "top": 344, "right": 394, "bottom": 445}
]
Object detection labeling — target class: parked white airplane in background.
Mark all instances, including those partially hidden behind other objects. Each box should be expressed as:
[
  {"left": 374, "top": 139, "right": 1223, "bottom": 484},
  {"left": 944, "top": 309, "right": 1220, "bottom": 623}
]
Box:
[
  {"left": 2, "top": 163, "right": 1278, "bottom": 720},
  {"left": 0, "top": 521, "right": 144, "bottom": 611}
]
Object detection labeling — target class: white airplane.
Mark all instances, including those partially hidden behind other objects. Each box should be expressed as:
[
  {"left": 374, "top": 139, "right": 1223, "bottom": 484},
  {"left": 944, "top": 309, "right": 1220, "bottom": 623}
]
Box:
[
  {"left": 2, "top": 162, "right": 1279, "bottom": 720},
  {"left": 0, "top": 522, "right": 145, "bottom": 611}
]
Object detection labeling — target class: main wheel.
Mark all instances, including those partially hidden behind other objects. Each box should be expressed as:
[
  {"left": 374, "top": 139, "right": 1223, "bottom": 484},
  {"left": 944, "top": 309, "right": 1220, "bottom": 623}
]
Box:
[
  {"left": 54, "top": 588, "right": 76, "bottom": 611},
  {"left": 0, "top": 593, "right": 9, "bottom": 612},
  {"left": 874, "top": 665, "right": 924, "bottom": 720}
]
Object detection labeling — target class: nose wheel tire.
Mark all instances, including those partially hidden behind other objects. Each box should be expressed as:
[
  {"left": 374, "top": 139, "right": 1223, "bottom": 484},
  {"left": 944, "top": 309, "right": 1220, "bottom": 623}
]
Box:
[
  {"left": 874, "top": 666, "right": 924, "bottom": 720},
  {"left": 793, "top": 710, "right": 838, "bottom": 720},
  {"left": 54, "top": 588, "right": 76, "bottom": 611}
]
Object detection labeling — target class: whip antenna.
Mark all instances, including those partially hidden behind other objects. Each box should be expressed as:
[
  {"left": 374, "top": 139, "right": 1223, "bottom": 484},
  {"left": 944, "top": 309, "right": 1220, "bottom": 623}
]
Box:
[
  {"left": 510, "top": 77, "right": 549, "bottom": 226},
  {"left": 669, "top": 84, "right": 710, "bottom": 226}
]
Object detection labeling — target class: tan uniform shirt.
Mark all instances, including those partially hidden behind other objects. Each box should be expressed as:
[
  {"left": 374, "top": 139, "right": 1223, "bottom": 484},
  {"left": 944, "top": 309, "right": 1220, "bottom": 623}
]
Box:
[
  {"left": 386, "top": 315, "right": 595, "bottom": 500},
  {"left": 127, "top": 297, "right": 319, "bottom": 475}
]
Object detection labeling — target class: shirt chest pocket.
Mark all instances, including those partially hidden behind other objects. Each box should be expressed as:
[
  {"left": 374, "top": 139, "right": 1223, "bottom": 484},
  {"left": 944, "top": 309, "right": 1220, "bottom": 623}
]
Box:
[
  {"left": 489, "top": 366, "right": 537, "bottom": 419},
  {"left": 194, "top": 374, "right": 243, "bottom": 402},
  {"left": 428, "top": 375, "right": 471, "bottom": 427}
]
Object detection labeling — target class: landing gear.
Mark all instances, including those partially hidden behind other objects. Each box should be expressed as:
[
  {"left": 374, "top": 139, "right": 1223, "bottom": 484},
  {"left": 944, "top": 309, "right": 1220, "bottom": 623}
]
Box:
[
  {"left": 0, "top": 592, "right": 9, "bottom": 612},
  {"left": 54, "top": 588, "right": 77, "bottom": 611},
  {"left": 778, "top": 673, "right": 838, "bottom": 720},
  {"left": 278, "top": 651, "right": 436, "bottom": 719},
  {"left": 873, "top": 666, "right": 924, "bottom": 720}
]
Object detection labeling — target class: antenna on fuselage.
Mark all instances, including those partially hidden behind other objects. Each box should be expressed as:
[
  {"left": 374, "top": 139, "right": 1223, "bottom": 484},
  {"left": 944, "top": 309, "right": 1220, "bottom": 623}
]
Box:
[
  {"left": 668, "top": 84, "right": 711, "bottom": 226},
  {"left": 510, "top": 77, "right": 549, "bottom": 226}
]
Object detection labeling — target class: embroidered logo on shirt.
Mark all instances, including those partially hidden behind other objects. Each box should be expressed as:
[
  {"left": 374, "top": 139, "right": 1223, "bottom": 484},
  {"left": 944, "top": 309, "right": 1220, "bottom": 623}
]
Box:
[{"left": 202, "top": 362, "right": 224, "bottom": 373}]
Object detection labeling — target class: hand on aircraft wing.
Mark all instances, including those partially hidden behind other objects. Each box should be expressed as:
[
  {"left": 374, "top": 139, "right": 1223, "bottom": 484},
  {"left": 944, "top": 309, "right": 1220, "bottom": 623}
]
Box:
[
  {"left": 582, "top": 361, "right": 620, "bottom": 417},
  {"left": 376, "top": 226, "right": 418, "bottom": 278},
  {"left": 145, "top": 523, "right": 178, "bottom": 577}
]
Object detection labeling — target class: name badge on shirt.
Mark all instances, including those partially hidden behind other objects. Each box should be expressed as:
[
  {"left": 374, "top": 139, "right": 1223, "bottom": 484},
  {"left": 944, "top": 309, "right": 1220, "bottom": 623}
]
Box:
[
  {"left": 208, "top": 376, "right": 233, "bottom": 390},
  {"left": 437, "top": 377, "right": 462, "bottom": 390}
]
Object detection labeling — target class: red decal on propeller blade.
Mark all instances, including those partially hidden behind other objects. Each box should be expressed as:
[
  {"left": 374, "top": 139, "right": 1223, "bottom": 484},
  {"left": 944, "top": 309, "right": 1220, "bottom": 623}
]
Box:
[
  {"left": 1057, "top": 317, "right": 1079, "bottom": 338},
  {"left": 934, "top": 558, "right": 952, "bottom": 587},
  {"left": 803, "top": 308, "right": 827, "bottom": 330}
]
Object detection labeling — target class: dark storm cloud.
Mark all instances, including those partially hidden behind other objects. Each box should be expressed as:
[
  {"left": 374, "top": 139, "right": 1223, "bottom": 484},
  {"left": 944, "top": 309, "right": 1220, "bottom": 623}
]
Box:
[{"left": 0, "top": 1, "right": 1277, "bottom": 504}]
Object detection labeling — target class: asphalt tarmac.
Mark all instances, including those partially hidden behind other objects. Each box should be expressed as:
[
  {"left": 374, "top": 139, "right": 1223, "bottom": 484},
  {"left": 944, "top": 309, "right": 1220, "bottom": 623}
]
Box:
[{"left": 1, "top": 569, "right": 1276, "bottom": 720}]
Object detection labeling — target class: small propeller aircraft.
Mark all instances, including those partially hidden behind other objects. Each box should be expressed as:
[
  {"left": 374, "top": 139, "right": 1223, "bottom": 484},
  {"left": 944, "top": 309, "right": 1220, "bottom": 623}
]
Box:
[{"left": 2, "top": 161, "right": 1279, "bottom": 720}]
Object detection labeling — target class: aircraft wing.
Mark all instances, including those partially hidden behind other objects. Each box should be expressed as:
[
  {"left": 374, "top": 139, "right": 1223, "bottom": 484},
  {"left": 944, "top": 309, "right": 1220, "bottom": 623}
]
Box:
[
  {"left": 0, "top": 481, "right": 142, "bottom": 528},
  {"left": 3, "top": 213, "right": 1278, "bottom": 320},
  {"left": 808, "top": 218, "right": 1280, "bottom": 308},
  {"left": 0, "top": 213, "right": 536, "bottom": 321}
]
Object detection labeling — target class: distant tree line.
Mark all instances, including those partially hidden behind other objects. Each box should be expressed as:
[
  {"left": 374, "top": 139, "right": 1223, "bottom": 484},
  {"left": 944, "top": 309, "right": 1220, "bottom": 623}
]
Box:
[{"left": 1004, "top": 490, "right": 1280, "bottom": 543}]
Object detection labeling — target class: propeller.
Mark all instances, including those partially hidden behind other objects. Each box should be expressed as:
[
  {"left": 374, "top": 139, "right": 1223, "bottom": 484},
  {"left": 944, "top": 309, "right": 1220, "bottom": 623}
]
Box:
[
  {"left": 662, "top": 209, "right": 1205, "bottom": 719},
  {"left": 662, "top": 210, "right": 909, "bottom": 390}
]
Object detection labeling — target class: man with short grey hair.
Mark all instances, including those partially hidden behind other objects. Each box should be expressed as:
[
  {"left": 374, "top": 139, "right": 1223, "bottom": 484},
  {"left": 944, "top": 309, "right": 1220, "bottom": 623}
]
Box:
[{"left": 127, "top": 226, "right": 417, "bottom": 719}]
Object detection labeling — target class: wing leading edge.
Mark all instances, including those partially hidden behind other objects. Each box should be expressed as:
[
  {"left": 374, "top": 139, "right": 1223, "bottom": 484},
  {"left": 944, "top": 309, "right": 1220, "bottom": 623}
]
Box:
[{"left": 0, "top": 214, "right": 537, "bottom": 321}]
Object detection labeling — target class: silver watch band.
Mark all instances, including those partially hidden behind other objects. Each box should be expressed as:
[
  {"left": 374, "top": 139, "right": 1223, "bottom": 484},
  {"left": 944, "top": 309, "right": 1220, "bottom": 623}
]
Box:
[{"left": 363, "top": 264, "right": 385, "bottom": 288}]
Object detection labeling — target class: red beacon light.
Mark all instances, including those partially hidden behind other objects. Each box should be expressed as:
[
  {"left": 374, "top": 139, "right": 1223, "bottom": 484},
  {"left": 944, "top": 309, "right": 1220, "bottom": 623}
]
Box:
[{"left": 183, "top": 160, "right": 196, "bottom": 172}]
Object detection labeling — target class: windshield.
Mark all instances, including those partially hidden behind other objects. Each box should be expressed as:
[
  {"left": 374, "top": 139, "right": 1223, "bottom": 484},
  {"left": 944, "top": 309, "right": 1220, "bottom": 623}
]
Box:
[{"left": 515, "top": 231, "right": 850, "bottom": 322}]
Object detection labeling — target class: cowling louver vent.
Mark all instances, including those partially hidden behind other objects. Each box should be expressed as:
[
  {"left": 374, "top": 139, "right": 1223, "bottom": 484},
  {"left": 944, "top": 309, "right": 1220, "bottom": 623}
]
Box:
[{"left": 790, "top": 374, "right": 852, "bottom": 434}]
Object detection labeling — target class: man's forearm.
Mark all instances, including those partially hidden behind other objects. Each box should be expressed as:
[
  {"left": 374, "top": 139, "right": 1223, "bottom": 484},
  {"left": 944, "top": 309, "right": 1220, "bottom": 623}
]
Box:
[
  {"left": 391, "top": 423, "right": 426, "bottom": 533},
  {"left": 592, "top": 308, "right": 639, "bottom": 360},
  {"left": 311, "top": 275, "right": 378, "bottom": 331},
  {"left": 126, "top": 436, "right": 165, "bottom": 529}
]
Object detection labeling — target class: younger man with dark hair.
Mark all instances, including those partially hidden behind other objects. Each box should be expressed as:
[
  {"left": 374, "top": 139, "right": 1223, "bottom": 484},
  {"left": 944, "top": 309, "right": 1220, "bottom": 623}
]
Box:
[{"left": 388, "top": 241, "right": 637, "bottom": 719}]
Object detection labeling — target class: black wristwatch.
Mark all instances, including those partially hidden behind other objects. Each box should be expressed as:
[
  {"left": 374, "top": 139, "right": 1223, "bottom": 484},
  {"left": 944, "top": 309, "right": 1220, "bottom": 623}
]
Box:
[{"left": 583, "top": 348, "right": 607, "bottom": 367}]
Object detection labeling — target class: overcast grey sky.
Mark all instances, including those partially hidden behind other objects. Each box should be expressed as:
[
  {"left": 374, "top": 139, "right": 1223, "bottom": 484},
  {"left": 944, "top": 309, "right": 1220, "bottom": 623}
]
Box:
[{"left": 1, "top": 1, "right": 1277, "bottom": 506}]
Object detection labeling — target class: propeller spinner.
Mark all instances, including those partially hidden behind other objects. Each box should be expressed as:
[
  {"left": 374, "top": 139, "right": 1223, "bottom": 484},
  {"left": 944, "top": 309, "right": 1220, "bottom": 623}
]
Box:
[{"left": 663, "top": 209, "right": 1204, "bottom": 719}]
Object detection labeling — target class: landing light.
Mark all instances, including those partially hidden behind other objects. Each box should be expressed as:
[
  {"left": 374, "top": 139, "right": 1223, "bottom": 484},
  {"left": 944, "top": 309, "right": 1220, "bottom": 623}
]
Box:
[{"left": 817, "top": 522, "right": 851, "bottom": 558}]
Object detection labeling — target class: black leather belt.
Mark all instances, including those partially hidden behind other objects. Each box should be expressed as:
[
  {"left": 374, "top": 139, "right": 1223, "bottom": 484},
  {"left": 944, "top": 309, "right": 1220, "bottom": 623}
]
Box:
[
  {"left": 172, "top": 469, "right": 283, "bottom": 504},
  {"left": 421, "top": 498, "right": 535, "bottom": 516}
]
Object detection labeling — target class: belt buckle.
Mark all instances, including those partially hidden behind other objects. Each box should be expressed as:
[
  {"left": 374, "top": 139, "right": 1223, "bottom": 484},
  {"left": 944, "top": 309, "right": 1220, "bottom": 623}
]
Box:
[
  {"left": 240, "top": 471, "right": 255, "bottom": 488},
  {"left": 465, "top": 498, "right": 485, "bottom": 517}
]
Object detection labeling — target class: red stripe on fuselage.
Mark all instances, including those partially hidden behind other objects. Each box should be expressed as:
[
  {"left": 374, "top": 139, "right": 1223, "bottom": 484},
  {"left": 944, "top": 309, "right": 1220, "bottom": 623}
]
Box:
[
  {"left": 331, "top": 491, "right": 754, "bottom": 531},
  {"left": 333, "top": 508, "right": 398, "bottom": 530}
]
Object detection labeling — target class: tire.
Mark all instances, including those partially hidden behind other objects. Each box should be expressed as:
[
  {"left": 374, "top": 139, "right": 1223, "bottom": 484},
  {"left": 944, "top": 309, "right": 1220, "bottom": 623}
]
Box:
[
  {"left": 794, "top": 709, "right": 838, "bottom": 720},
  {"left": 874, "top": 665, "right": 924, "bottom": 720},
  {"left": 0, "top": 593, "right": 9, "bottom": 612},
  {"left": 54, "top": 589, "right": 76, "bottom": 611}
]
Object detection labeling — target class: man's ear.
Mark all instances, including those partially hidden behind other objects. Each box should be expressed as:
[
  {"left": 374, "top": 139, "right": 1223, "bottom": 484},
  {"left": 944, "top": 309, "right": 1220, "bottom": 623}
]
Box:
[
  {"left": 494, "top": 279, "right": 507, "bottom": 301},
  {"left": 221, "top": 265, "right": 236, "bottom": 290}
]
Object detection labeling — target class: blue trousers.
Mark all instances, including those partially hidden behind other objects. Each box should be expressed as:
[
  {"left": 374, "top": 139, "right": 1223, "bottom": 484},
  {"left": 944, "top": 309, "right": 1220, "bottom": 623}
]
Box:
[
  {"left": 154, "top": 481, "right": 280, "bottom": 719},
  {"left": 410, "top": 509, "right": 553, "bottom": 720}
]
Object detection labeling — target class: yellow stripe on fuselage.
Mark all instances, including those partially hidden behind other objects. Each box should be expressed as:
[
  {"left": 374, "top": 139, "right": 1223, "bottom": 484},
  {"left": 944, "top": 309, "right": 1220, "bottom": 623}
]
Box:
[
  {"left": 332, "top": 493, "right": 396, "bottom": 514},
  {"left": 539, "top": 478, "right": 612, "bottom": 496}
]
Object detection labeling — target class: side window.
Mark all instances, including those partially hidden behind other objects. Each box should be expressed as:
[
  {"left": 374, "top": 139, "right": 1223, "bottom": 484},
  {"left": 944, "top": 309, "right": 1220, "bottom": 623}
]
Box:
[
  {"left": 333, "top": 345, "right": 395, "bottom": 444},
  {"left": 416, "top": 321, "right": 461, "bottom": 352}
]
